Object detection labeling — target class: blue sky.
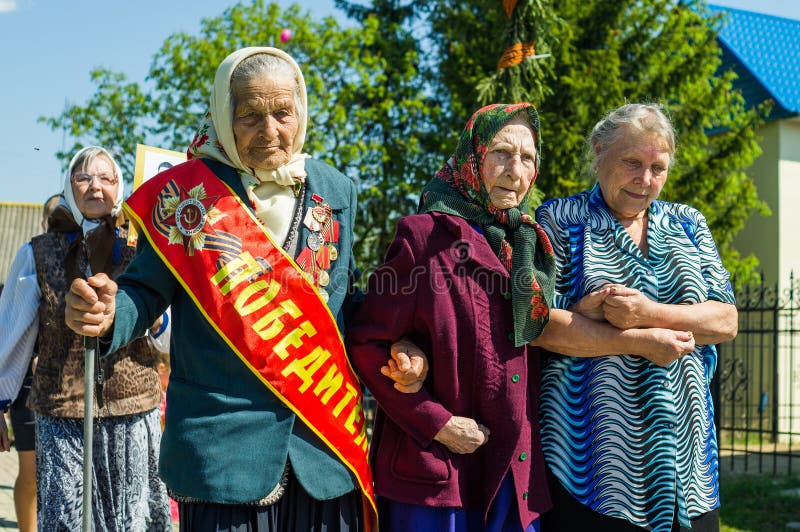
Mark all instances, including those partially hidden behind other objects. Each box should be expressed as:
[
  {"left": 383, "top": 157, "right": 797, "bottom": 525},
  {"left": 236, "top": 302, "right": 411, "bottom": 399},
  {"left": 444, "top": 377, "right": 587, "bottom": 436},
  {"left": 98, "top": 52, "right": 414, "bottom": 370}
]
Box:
[{"left": 0, "top": 0, "right": 798, "bottom": 205}]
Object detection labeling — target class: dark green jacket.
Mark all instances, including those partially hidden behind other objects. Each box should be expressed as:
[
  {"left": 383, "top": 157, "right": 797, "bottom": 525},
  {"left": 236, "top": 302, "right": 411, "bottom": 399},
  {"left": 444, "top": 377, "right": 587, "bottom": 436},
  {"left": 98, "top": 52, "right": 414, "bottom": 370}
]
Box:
[{"left": 107, "top": 158, "right": 359, "bottom": 503}]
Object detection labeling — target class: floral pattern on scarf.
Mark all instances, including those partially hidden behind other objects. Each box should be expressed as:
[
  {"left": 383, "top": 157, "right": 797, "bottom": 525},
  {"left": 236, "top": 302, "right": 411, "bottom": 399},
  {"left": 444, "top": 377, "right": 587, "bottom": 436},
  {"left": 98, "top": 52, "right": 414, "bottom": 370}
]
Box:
[{"left": 420, "top": 103, "right": 555, "bottom": 346}]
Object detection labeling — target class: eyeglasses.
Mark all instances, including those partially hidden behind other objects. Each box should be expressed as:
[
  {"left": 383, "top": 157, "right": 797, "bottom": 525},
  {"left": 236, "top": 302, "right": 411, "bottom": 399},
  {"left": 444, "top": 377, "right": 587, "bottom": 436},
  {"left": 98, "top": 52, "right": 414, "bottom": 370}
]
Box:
[{"left": 72, "top": 173, "right": 118, "bottom": 186}]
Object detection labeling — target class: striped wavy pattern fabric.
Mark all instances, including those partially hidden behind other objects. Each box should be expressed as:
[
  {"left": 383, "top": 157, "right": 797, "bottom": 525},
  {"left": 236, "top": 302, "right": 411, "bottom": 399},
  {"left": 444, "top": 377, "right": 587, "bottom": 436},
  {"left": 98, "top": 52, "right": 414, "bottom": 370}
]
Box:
[{"left": 535, "top": 184, "right": 735, "bottom": 532}]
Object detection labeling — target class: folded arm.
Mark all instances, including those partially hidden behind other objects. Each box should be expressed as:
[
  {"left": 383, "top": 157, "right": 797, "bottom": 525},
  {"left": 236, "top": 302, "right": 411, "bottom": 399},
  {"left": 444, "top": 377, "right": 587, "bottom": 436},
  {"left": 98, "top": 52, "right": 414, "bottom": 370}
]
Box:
[
  {"left": 601, "top": 285, "right": 737, "bottom": 345},
  {"left": 529, "top": 308, "right": 695, "bottom": 367},
  {"left": 346, "top": 224, "right": 452, "bottom": 449}
]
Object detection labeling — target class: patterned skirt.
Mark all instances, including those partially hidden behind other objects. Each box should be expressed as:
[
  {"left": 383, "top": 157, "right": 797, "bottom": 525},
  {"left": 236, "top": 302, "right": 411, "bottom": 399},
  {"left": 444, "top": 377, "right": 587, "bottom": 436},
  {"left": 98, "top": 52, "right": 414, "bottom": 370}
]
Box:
[{"left": 35, "top": 409, "right": 171, "bottom": 531}]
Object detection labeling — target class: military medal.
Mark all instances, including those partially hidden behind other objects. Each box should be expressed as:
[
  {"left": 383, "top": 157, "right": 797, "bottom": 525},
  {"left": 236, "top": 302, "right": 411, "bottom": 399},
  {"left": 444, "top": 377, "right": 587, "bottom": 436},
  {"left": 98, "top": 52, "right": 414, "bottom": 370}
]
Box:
[
  {"left": 175, "top": 198, "right": 207, "bottom": 236},
  {"left": 307, "top": 232, "right": 325, "bottom": 252},
  {"left": 296, "top": 194, "right": 340, "bottom": 298},
  {"left": 160, "top": 184, "right": 223, "bottom": 256}
]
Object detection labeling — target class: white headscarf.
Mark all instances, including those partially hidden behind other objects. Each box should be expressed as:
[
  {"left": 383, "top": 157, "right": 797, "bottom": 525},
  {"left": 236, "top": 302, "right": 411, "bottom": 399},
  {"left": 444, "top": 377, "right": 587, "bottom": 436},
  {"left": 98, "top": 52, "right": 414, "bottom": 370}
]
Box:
[
  {"left": 187, "top": 47, "right": 310, "bottom": 242},
  {"left": 63, "top": 146, "right": 124, "bottom": 236},
  {"left": 188, "top": 47, "right": 310, "bottom": 182}
]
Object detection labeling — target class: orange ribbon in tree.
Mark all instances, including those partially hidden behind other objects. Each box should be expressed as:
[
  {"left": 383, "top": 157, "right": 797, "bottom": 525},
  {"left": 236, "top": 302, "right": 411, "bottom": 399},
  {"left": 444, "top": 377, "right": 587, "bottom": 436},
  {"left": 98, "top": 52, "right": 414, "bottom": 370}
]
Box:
[
  {"left": 502, "top": 0, "right": 518, "bottom": 18},
  {"left": 497, "top": 42, "right": 537, "bottom": 70}
]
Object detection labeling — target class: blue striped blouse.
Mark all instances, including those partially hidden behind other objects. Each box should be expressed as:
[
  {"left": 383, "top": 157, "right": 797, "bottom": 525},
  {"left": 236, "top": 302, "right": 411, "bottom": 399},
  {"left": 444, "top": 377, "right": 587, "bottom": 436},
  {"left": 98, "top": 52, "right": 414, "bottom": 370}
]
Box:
[{"left": 535, "top": 184, "right": 735, "bottom": 532}]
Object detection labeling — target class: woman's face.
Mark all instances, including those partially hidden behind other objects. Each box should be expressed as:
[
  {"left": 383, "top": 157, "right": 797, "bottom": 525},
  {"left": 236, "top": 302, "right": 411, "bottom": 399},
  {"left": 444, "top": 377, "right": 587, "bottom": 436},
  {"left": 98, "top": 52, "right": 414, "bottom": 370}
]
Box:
[
  {"left": 480, "top": 116, "right": 538, "bottom": 210},
  {"left": 232, "top": 75, "right": 299, "bottom": 171},
  {"left": 71, "top": 155, "right": 118, "bottom": 219},
  {"left": 596, "top": 126, "right": 671, "bottom": 220}
]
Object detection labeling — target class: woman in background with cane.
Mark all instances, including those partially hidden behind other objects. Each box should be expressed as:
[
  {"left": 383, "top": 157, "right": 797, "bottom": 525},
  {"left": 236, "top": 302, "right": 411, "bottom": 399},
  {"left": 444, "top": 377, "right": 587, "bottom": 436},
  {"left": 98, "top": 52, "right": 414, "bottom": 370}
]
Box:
[{"left": 0, "top": 146, "right": 170, "bottom": 531}]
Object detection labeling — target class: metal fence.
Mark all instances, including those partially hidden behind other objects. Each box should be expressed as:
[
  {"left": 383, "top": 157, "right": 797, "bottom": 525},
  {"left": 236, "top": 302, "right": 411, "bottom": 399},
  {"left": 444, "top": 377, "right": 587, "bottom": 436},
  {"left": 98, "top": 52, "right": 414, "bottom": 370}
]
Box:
[
  {"left": 361, "top": 274, "right": 800, "bottom": 475},
  {"left": 714, "top": 272, "right": 800, "bottom": 475}
]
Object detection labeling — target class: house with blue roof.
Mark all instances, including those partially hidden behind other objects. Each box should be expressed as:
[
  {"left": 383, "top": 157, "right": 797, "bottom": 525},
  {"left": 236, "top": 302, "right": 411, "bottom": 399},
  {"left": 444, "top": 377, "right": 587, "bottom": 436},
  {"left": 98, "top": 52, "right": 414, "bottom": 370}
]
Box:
[
  {"left": 708, "top": 4, "right": 800, "bottom": 448},
  {"left": 709, "top": 4, "right": 800, "bottom": 287}
]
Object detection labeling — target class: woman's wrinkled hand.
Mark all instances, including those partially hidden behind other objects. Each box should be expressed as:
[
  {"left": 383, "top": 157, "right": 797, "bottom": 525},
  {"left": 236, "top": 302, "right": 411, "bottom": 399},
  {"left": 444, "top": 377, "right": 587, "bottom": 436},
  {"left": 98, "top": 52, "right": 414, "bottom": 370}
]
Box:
[
  {"left": 638, "top": 328, "right": 695, "bottom": 367},
  {"left": 433, "top": 416, "right": 490, "bottom": 454},
  {"left": 65, "top": 274, "right": 118, "bottom": 338},
  {"left": 602, "top": 285, "right": 656, "bottom": 329},
  {"left": 381, "top": 338, "right": 429, "bottom": 393},
  {"left": 569, "top": 285, "right": 614, "bottom": 321}
]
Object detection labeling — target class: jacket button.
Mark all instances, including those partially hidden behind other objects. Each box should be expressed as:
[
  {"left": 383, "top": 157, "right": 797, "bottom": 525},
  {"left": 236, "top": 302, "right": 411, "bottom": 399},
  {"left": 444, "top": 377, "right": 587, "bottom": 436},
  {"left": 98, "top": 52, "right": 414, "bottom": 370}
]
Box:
[
  {"left": 508, "top": 332, "right": 514, "bottom": 341},
  {"left": 522, "top": 491, "right": 528, "bottom": 500},
  {"left": 503, "top": 291, "right": 512, "bottom": 300},
  {"left": 519, "top": 452, "right": 527, "bottom": 461},
  {"left": 511, "top": 374, "right": 520, "bottom": 383}
]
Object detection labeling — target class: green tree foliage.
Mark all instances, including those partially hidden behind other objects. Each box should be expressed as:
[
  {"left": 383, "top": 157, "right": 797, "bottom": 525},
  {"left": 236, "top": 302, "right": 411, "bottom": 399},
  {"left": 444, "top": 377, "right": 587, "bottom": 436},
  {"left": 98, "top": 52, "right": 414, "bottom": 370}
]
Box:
[
  {"left": 40, "top": 0, "right": 439, "bottom": 269},
  {"left": 331, "top": 0, "right": 446, "bottom": 269},
  {"left": 42, "top": 0, "right": 769, "bottom": 282},
  {"left": 474, "top": 0, "right": 561, "bottom": 106},
  {"left": 423, "top": 0, "right": 768, "bottom": 283},
  {"left": 39, "top": 69, "right": 155, "bottom": 177}
]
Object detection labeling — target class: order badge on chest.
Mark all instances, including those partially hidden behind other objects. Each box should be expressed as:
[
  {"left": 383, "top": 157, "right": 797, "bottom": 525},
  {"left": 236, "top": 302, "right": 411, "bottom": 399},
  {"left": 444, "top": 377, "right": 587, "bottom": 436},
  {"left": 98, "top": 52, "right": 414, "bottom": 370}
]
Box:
[{"left": 296, "top": 193, "right": 340, "bottom": 300}]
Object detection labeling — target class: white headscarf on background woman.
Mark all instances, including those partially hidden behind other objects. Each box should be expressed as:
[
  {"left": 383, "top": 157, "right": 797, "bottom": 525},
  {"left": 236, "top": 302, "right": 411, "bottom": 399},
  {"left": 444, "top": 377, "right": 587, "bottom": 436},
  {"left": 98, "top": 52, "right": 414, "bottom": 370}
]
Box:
[
  {"left": 187, "top": 47, "right": 310, "bottom": 243},
  {"left": 48, "top": 145, "right": 125, "bottom": 280},
  {"left": 62, "top": 145, "right": 125, "bottom": 234}
]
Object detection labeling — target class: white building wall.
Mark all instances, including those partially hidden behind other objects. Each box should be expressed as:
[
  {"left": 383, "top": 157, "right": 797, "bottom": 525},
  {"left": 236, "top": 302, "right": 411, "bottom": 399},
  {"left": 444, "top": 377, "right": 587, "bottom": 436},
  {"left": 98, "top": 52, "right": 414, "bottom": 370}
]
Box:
[
  {"left": 778, "top": 119, "right": 800, "bottom": 284},
  {"left": 776, "top": 118, "right": 800, "bottom": 442},
  {"left": 733, "top": 122, "right": 780, "bottom": 285}
]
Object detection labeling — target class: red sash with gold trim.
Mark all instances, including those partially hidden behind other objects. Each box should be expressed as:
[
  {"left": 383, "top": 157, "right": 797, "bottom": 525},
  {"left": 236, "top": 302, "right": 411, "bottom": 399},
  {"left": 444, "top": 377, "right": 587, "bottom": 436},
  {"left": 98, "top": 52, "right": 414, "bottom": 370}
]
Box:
[{"left": 124, "top": 159, "right": 376, "bottom": 530}]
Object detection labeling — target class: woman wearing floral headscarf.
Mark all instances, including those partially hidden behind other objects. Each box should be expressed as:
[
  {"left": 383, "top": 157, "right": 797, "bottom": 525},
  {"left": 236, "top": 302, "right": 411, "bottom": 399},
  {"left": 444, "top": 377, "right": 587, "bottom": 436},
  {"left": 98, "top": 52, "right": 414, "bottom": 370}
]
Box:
[
  {"left": 347, "top": 103, "right": 554, "bottom": 532},
  {"left": 0, "top": 146, "right": 170, "bottom": 530}
]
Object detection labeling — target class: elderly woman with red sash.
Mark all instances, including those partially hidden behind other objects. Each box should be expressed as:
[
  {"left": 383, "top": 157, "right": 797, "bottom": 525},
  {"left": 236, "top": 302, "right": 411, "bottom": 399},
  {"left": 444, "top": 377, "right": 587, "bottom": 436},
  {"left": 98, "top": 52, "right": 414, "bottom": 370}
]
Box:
[
  {"left": 66, "top": 47, "right": 376, "bottom": 531},
  {"left": 347, "top": 103, "right": 555, "bottom": 532}
]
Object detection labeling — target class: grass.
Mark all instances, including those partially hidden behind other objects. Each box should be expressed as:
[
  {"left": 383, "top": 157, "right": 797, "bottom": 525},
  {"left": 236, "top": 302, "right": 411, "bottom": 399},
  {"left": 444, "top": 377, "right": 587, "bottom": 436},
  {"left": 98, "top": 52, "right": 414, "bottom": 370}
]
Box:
[{"left": 720, "top": 473, "right": 800, "bottom": 531}]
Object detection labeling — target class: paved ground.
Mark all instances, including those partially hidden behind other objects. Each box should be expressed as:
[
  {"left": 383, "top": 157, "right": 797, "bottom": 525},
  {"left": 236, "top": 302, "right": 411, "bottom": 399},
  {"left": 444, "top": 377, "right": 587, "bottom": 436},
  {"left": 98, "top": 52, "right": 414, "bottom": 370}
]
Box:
[
  {"left": 0, "top": 448, "right": 179, "bottom": 531},
  {"left": 0, "top": 449, "right": 20, "bottom": 531},
  {"left": 719, "top": 445, "right": 800, "bottom": 475},
  {"left": 0, "top": 441, "right": 796, "bottom": 531}
]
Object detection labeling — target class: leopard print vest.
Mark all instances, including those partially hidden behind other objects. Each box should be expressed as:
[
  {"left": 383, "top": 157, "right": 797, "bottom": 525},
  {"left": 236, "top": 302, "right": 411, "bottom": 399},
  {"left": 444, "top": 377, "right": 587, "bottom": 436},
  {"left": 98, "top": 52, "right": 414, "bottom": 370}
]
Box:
[{"left": 28, "top": 230, "right": 162, "bottom": 418}]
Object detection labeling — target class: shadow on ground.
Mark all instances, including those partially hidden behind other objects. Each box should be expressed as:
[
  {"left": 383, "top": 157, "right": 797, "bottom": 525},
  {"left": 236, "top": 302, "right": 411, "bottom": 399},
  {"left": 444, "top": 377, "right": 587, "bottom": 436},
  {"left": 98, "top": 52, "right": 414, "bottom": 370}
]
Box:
[{"left": 720, "top": 450, "right": 800, "bottom": 475}]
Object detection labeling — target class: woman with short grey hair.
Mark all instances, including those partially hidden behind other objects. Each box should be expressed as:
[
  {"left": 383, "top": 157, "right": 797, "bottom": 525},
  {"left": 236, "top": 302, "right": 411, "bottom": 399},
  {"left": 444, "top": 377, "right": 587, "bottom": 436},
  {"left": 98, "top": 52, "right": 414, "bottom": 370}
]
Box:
[{"left": 534, "top": 102, "right": 737, "bottom": 532}]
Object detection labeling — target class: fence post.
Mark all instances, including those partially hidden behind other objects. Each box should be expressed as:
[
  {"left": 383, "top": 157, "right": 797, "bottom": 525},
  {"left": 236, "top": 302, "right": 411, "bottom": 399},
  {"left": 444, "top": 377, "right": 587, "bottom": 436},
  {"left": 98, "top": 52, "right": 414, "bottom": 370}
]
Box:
[{"left": 772, "top": 276, "right": 780, "bottom": 445}]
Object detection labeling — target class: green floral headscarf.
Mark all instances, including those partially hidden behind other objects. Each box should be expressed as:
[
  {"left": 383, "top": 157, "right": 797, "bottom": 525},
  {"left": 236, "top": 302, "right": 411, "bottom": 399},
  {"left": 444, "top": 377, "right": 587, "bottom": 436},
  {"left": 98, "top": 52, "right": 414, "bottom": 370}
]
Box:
[{"left": 419, "top": 103, "right": 555, "bottom": 346}]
